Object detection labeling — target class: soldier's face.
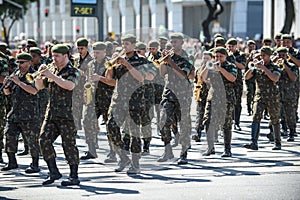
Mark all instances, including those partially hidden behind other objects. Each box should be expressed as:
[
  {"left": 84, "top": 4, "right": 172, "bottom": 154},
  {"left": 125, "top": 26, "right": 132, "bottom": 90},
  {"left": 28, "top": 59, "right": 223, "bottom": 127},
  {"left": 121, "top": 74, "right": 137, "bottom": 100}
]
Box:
[
  {"left": 260, "top": 52, "right": 270, "bottom": 63},
  {"left": 159, "top": 39, "right": 167, "bottom": 49},
  {"left": 226, "top": 44, "right": 236, "bottom": 52},
  {"left": 137, "top": 49, "right": 146, "bottom": 56},
  {"left": 215, "top": 52, "right": 226, "bottom": 63},
  {"left": 248, "top": 44, "right": 256, "bottom": 52},
  {"left": 275, "top": 39, "right": 282, "bottom": 45},
  {"left": 93, "top": 50, "right": 106, "bottom": 61},
  {"left": 170, "top": 38, "right": 183, "bottom": 51},
  {"left": 122, "top": 41, "right": 135, "bottom": 53},
  {"left": 149, "top": 47, "right": 158, "bottom": 55},
  {"left": 278, "top": 52, "right": 287, "bottom": 60},
  {"left": 17, "top": 60, "right": 31, "bottom": 73},
  {"left": 77, "top": 46, "right": 88, "bottom": 57},
  {"left": 203, "top": 54, "right": 212, "bottom": 63},
  {"left": 30, "top": 53, "right": 41, "bottom": 65},
  {"left": 52, "top": 52, "right": 67, "bottom": 66},
  {"left": 282, "top": 39, "right": 292, "bottom": 48},
  {"left": 263, "top": 42, "right": 272, "bottom": 47}
]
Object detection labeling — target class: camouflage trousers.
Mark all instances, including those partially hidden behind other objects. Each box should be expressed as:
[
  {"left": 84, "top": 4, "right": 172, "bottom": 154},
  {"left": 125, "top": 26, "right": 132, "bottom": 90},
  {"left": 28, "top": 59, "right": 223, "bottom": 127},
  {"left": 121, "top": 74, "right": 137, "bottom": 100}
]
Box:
[
  {"left": 4, "top": 121, "right": 40, "bottom": 158},
  {"left": 72, "top": 97, "right": 84, "bottom": 130},
  {"left": 233, "top": 84, "right": 243, "bottom": 125},
  {"left": 253, "top": 98, "right": 280, "bottom": 125},
  {"left": 246, "top": 80, "right": 255, "bottom": 106},
  {"left": 107, "top": 102, "right": 143, "bottom": 153},
  {"left": 195, "top": 98, "right": 207, "bottom": 132},
  {"left": 281, "top": 99, "right": 297, "bottom": 130},
  {"left": 160, "top": 99, "right": 191, "bottom": 150},
  {"left": 40, "top": 120, "right": 79, "bottom": 165},
  {"left": 83, "top": 104, "right": 99, "bottom": 145},
  {"left": 0, "top": 104, "right": 6, "bottom": 150}
]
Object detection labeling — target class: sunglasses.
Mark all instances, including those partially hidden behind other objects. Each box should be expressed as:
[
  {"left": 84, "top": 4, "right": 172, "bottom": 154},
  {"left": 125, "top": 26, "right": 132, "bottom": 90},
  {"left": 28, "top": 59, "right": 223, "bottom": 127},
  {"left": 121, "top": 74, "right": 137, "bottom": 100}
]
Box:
[{"left": 16, "top": 60, "right": 28, "bottom": 64}]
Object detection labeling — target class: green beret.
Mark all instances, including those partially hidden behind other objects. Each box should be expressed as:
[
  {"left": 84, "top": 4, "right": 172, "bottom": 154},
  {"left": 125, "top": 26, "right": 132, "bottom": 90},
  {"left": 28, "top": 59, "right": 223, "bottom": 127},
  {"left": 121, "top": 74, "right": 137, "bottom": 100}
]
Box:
[
  {"left": 214, "top": 33, "right": 223, "bottom": 39},
  {"left": 276, "top": 47, "right": 288, "bottom": 53},
  {"left": 17, "top": 52, "right": 33, "bottom": 61},
  {"left": 148, "top": 40, "right": 160, "bottom": 48},
  {"left": 76, "top": 38, "right": 89, "bottom": 46},
  {"left": 226, "top": 38, "right": 237, "bottom": 45},
  {"left": 274, "top": 33, "right": 282, "bottom": 40},
  {"left": 136, "top": 42, "right": 146, "bottom": 50},
  {"left": 52, "top": 44, "right": 69, "bottom": 54},
  {"left": 263, "top": 38, "right": 272, "bottom": 43},
  {"left": 214, "top": 47, "right": 228, "bottom": 56},
  {"left": 63, "top": 43, "right": 73, "bottom": 50},
  {"left": 281, "top": 34, "right": 292, "bottom": 40},
  {"left": 247, "top": 40, "right": 256, "bottom": 46},
  {"left": 0, "top": 42, "right": 8, "bottom": 51},
  {"left": 159, "top": 36, "right": 168, "bottom": 41},
  {"left": 29, "top": 47, "right": 42, "bottom": 55},
  {"left": 260, "top": 46, "right": 273, "bottom": 56},
  {"left": 121, "top": 34, "right": 137, "bottom": 43},
  {"left": 105, "top": 41, "right": 113, "bottom": 49},
  {"left": 112, "top": 41, "right": 119, "bottom": 46},
  {"left": 27, "top": 39, "right": 37, "bottom": 47},
  {"left": 92, "top": 42, "right": 107, "bottom": 50},
  {"left": 170, "top": 32, "right": 184, "bottom": 40},
  {"left": 203, "top": 51, "right": 213, "bottom": 57},
  {"left": 215, "top": 37, "right": 226, "bottom": 45}
]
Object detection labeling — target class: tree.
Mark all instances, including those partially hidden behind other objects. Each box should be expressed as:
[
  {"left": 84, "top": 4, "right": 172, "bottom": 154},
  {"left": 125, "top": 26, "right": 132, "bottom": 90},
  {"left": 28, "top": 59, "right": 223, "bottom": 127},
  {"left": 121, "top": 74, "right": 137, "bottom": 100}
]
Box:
[
  {"left": 280, "top": 0, "right": 295, "bottom": 34},
  {"left": 201, "top": 0, "right": 224, "bottom": 43},
  {"left": 0, "top": 0, "right": 37, "bottom": 46}
]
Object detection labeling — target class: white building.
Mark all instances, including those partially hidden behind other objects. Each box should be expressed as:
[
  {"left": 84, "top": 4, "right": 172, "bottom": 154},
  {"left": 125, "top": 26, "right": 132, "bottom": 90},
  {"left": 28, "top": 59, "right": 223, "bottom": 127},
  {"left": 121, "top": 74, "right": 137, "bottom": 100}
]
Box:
[{"left": 6, "top": 0, "right": 266, "bottom": 43}]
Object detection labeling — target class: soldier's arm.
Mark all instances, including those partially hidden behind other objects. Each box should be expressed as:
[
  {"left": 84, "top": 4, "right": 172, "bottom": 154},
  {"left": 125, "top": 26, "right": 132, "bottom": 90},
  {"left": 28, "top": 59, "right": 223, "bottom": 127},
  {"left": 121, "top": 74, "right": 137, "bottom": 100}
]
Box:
[
  {"left": 244, "top": 69, "right": 254, "bottom": 80},
  {"left": 102, "top": 69, "right": 116, "bottom": 86},
  {"left": 165, "top": 57, "right": 187, "bottom": 80},
  {"left": 119, "top": 58, "right": 144, "bottom": 82},
  {"left": 258, "top": 64, "right": 280, "bottom": 82},
  {"left": 35, "top": 77, "right": 46, "bottom": 90},
  {"left": 200, "top": 67, "right": 209, "bottom": 83},
  {"left": 235, "top": 62, "right": 245, "bottom": 70},
  {"left": 42, "top": 69, "right": 76, "bottom": 91},
  {"left": 188, "top": 69, "right": 195, "bottom": 80},
  {"left": 288, "top": 52, "right": 300, "bottom": 67},
  {"left": 217, "top": 67, "right": 236, "bottom": 82},
  {"left": 284, "top": 64, "right": 297, "bottom": 82}
]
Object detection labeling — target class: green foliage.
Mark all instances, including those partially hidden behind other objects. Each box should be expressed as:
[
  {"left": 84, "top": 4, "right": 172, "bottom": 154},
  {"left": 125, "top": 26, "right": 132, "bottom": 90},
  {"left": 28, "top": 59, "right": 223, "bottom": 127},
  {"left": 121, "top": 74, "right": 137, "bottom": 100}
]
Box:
[{"left": 0, "top": 0, "right": 37, "bottom": 20}]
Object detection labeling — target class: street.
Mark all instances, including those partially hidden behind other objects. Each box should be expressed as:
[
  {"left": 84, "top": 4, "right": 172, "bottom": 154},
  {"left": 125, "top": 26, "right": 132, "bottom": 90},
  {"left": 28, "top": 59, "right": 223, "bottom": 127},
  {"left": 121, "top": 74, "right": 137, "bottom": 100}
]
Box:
[{"left": 1, "top": 97, "right": 300, "bottom": 200}]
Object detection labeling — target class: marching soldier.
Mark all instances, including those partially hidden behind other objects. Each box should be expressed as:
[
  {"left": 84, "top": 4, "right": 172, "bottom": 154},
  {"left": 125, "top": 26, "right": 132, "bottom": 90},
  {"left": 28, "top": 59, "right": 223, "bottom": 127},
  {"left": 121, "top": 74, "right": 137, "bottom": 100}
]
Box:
[
  {"left": 159, "top": 36, "right": 168, "bottom": 51},
  {"left": 244, "top": 46, "right": 281, "bottom": 151},
  {"left": 106, "top": 34, "right": 156, "bottom": 174},
  {"left": 73, "top": 38, "right": 93, "bottom": 131},
  {"left": 36, "top": 44, "right": 81, "bottom": 186},
  {"left": 90, "top": 42, "right": 117, "bottom": 163},
  {"left": 193, "top": 51, "right": 212, "bottom": 142},
  {"left": 1, "top": 53, "right": 40, "bottom": 173},
  {"left": 273, "top": 33, "right": 282, "bottom": 50},
  {"left": 226, "top": 38, "right": 246, "bottom": 131},
  {"left": 201, "top": 47, "right": 237, "bottom": 157},
  {"left": 276, "top": 47, "right": 299, "bottom": 142},
  {"left": 158, "top": 33, "right": 195, "bottom": 165}
]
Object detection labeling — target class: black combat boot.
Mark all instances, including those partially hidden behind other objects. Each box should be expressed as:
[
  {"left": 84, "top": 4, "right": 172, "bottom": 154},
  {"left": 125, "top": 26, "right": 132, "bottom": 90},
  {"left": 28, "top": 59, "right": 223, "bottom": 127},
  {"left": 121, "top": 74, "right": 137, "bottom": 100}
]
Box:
[
  {"left": 61, "top": 164, "right": 80, "bottom": 186},
  {"left": 287, "top": 128, "right": 295, "bottom": 142},
  {"left": 142, "top": 138, "right": 151, "bottom": 156},
  {"left": 177, "top": 148, "right": 188, "bottom": 165},
  {"left": 244, "top": 122, "right": 259, "bottom": 150},
  {"left": 0, "top": 151, "right": 3, "bottom": 163},
  {"left": 17, "top": 144, "right": 29, "bottom": 156},
  {"left": 25, "top": 157, "right": 40, "bottom": 173},
  {"left": 272, "top": 124, "right": 281, "bottom": 150},
  {"left": 221, "top": 130, "right": 232, "bottom": 157},
  {"left": 1, "top": 152, "right": 18, "bottom": 171},
  {"left": 280, "top": 119, "right": 288, "bottom": 136},
  {"left": 247, "top": 104, "right": 252, "bottom": 116},
  {"left": 80, "top": 143, "right": 97, "bottom": 160},
  {"left": 42, "top": 159, "right": 62, "bottom": 185}
]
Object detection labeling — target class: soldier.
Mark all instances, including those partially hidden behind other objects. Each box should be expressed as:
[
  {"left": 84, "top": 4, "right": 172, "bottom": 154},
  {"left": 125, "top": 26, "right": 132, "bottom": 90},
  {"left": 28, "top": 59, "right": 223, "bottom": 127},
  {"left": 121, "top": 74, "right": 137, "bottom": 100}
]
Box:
[
  {"left": 245, "top": 40, "right": 257, "bottom": 116},
  {"left": 36, "top": 44, "right": 81, "bottom": 186},
  {"left": 201, "top": 47, "right": 237, "bottom": 157},
  {"left": 105, "top": 41, "right": 114, "bottom": 58},
  {"left": 159, "top": 36, "right": 168, "bottom": 51},
  {"left": 1, "top": 52, "right": 40, "bottom": 173},
  {"left": 273, "top": 33, "right": 282, "bottom": 50},
  {"left": 158, "top": 32, "right": 195, "bottom": 165},
  {"left": 193, "top": 51, "right": 212, "bottom": 143},
  {"left": 262, "top": 38, "right": 273, "bottom": 47},
  {"left": 226, "top": 38, "right": 246, "bottom": 131},
  {"left": 73, "top": 38, "right": 93, "bottom": 131},
  {"left": 276, "top": 47, "right": 298, "bottom": 142},
  {"left": 136, "top": 42, "right": 147, "bottom": 57},
  {"left": 244, "top": 46, "right": 281, "bottom": 150},
  {"left": 90, "top": 42, "right": 117, "bottom": 163},
  {"left": 106, "top": 34, "right": 156, "bottom": 174},
  {"left": 0, "top": 44, "right": 10, "bottom": 163}
]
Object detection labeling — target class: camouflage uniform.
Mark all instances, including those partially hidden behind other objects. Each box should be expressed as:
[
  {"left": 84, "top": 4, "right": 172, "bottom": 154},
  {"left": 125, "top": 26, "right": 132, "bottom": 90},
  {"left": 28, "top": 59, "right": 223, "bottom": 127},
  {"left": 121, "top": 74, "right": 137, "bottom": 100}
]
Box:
[
  {"left": 245, "top": 52, "right": 257, "bottom": 115},
  {"left": 107, "top": 52, "right": 155, "bottom": 154},
  {"left": 250, "top": 62, "right": 281, "bottom": 147},
  {"left": 0, "top": 57, "right": 9, "bottom": 157},
  {"left": 203, "top": 61, "right": 237, "bottom": 155},
  {"left": 72, "top": 53, "right": 93, "bottom": 130},
  {"left": 4, "top": 67, "right": 40, "bottom": 158},
  {"left": 40, "top": 63, "right": 80, "bottom": 165},
  {"left": 160, "top": 53, "right": 194, "bottom": 157},
  {"left": 278, "top": 61, "right": 299, "bottom": 138},
  {"left": 228, "top": 51, "right": 246, "bottom": 129}
]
